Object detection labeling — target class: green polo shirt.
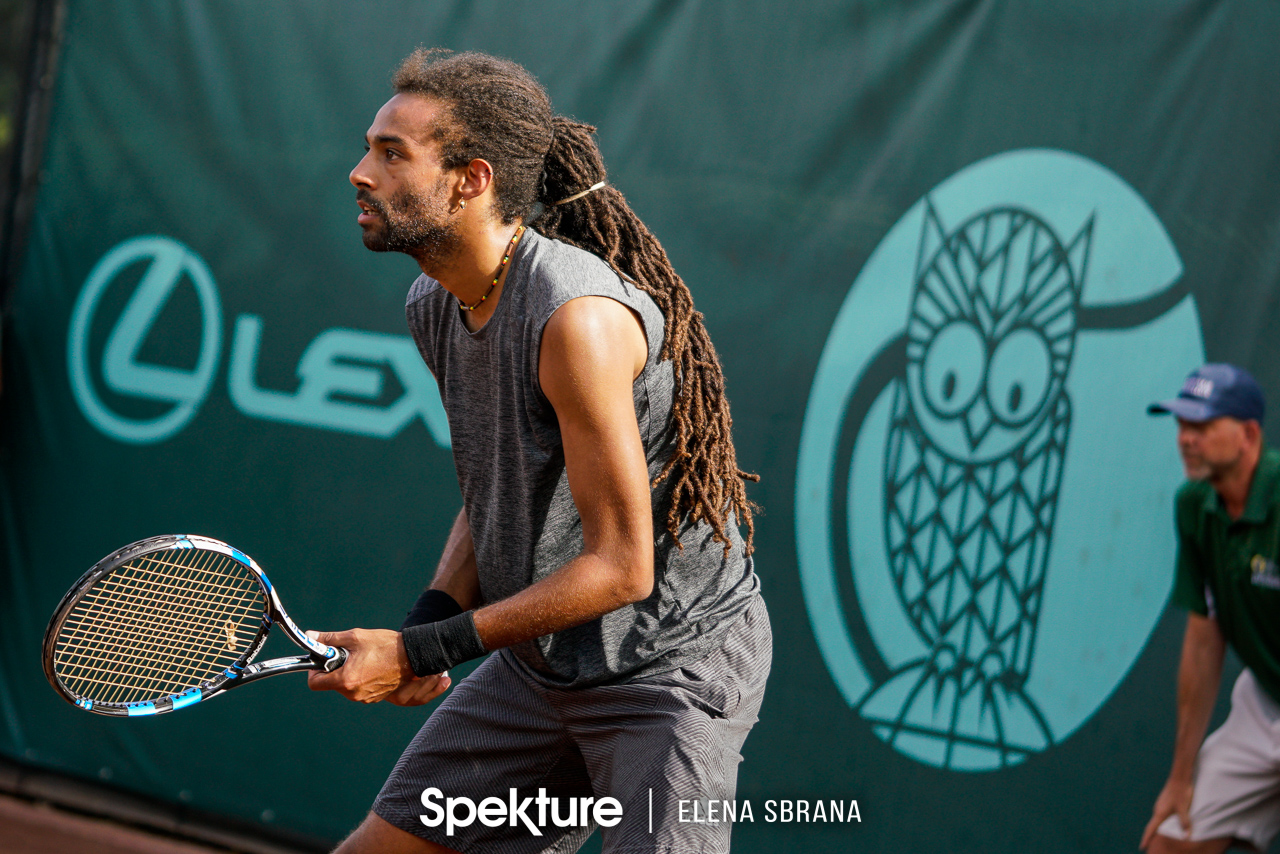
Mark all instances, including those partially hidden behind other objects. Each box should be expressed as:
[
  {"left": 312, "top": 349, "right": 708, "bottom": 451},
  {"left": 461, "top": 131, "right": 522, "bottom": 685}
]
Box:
[{"left": 1172, "top": 446, "right": 1280, "bottom": 705}]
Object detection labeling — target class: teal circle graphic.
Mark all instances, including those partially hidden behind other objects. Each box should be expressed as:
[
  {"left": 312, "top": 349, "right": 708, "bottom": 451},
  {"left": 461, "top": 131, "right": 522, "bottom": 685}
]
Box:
[
  {"left": 68, "top": 236, "right": 223, "bottom": 444},
  {"left": 795, "top": 149, "right": 1204, "bottom": 771}
]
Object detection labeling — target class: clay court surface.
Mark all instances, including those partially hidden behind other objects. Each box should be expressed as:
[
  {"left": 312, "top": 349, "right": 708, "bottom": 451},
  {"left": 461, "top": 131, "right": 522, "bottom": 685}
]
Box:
[{"left": 0, "top": 791, "right": 233, "bottom": 854}]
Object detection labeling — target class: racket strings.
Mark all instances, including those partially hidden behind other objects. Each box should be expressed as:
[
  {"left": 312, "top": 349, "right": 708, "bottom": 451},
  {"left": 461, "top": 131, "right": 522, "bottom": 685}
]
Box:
[
  {"left": 57, "top": 552, "right": 263, "bottom": 704},
  {"left": 60, "top": 560, "right": 258, "bottom": 702},
  {"left": 73, "top": 552, "right": 263, "bottom": 678},
  {"left": 62, "top": 555, "right": 245, "bottom": 682},
  {"left": 53, "top": 547, "right": 267, "bottom": 705},
  {"left": 72, "top": 551, "right": 265, "bottom": 703},
  {"left": 56, "top": 556, "right": 256, "bottom": 704}
]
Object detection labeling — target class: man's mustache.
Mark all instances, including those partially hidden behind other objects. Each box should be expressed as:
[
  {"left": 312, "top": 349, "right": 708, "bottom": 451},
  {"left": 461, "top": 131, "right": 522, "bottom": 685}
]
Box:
[{"left": 357, "top": 191, "right": 387, "bottom": 216}]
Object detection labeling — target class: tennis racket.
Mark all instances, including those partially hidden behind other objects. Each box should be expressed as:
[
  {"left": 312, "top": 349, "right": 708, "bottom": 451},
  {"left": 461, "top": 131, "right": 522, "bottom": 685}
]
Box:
[{"left": 43, "top": 534, "right": 346, "bottom": 717}]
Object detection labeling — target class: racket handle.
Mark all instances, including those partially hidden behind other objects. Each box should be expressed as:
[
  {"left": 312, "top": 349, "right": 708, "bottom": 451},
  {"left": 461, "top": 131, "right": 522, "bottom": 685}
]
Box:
[{"left": 321, "top": 646, "right": 348, "bottom": 672}]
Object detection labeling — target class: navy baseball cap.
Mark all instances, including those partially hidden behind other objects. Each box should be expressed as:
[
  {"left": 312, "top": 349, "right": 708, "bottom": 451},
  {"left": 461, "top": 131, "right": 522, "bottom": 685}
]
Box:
[{"left": 1148, "top": 363, "right": 1265, "bottom": 424}]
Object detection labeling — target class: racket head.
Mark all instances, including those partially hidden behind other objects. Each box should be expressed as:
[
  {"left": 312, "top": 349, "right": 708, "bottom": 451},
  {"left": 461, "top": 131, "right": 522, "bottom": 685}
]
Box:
[{"left": 43, "top": 535, "right": 273, "bottom": 717}]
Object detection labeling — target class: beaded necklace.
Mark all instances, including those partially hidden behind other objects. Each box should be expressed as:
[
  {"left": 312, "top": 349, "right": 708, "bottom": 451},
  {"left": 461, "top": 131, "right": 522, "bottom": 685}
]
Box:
[{"left": 459, "top": 225, "right": 526, "bottom": 311}]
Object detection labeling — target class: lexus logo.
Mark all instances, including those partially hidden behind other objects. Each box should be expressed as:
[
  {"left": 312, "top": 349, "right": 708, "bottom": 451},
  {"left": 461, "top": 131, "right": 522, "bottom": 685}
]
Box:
[
  {"left": 67, "top": 235, "right": 452, "bottom": 447},
  {"left": 67, "top": 235, "right": 222, "bottom": 444}
]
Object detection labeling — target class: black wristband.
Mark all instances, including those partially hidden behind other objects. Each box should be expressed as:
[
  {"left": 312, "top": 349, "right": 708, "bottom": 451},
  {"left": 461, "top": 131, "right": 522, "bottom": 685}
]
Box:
[
  {"left": 402, "top": 611, "right": 487, "bottom": 677},
  {"left": 401, "top": 588, "right": 464, "bottom": 631}
]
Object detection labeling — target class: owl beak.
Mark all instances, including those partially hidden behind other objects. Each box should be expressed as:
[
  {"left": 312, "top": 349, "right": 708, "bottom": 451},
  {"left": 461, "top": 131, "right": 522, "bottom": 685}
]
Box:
[{"left": 965, "top": 398, "right": 993, "bottom": 449}]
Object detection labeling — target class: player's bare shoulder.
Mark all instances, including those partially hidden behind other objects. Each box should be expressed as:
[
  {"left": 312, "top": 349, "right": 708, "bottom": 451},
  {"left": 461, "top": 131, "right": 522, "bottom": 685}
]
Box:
[{"left": 540, "top": 296, "right": 649, "bottom": 400}]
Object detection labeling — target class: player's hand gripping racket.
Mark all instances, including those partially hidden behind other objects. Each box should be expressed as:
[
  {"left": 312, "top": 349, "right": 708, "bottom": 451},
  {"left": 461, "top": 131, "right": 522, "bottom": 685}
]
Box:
[{"left": 43, "top": 534, "right": 346, "bottom": 716}]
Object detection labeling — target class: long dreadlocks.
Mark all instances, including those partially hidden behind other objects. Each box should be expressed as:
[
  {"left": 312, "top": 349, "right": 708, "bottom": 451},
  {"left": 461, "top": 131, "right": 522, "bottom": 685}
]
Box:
[{"left": 393, "top": 49, "right": 758, "bottom": 554}]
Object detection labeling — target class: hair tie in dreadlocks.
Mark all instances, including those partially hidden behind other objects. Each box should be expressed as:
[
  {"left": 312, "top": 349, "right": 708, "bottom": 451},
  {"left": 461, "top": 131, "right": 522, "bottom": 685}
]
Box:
[{"left": 552, "top": 181, "right": 607, "bottom": 206}]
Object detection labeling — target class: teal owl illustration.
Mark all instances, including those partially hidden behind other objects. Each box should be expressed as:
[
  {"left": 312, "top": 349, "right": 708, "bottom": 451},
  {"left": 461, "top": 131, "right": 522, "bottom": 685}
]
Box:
[
  {"left": 859, "top": 202, "right": 1092, "bottom": 768},
  {"left": 798, "top": 149, "right": 1195, "bottom": 774}
]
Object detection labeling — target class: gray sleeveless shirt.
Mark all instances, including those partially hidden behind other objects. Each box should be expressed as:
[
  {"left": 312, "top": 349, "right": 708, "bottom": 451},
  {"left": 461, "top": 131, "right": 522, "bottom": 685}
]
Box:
[{"left": 405, "top": 228, "right": 759, "bottom": 687}]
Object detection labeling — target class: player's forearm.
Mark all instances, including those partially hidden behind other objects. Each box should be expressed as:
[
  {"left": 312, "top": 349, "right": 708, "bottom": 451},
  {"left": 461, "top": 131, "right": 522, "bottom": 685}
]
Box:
[
  {"left": 472, "top": 547, "right": 653, "bottom": 651},
  {"left": 400, "top": 545, "right": 650, "bottom": 677},
  {"left": 429, "top": 507, "right": 482, "bottom": 611},
  {"left": 1167, "top": 612, "right": 1226, "bottom": 782}
]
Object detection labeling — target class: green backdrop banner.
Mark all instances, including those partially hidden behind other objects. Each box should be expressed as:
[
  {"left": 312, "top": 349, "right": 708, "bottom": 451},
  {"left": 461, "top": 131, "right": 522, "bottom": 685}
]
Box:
[{"left": 3, "top": 1, "right": 1279, "bottom": 850}]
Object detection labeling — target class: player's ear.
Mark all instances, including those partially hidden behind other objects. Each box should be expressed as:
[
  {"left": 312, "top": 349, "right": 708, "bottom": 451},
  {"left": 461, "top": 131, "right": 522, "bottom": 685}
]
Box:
[
  {"left": 460, "top": 157, "right": 495, "bottom": 203},
  {"left": 1242, "top": 418, "right": 1263, "bottom": 447}
]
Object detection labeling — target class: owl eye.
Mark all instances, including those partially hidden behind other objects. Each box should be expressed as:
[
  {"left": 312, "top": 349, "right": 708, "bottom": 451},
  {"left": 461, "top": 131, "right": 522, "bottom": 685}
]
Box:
[
  {"left": 921, "top": 321, "right": 986, "bottom": 417},
  {"left": 987, "top": 328, "right": 1052, "bottom": 425}
]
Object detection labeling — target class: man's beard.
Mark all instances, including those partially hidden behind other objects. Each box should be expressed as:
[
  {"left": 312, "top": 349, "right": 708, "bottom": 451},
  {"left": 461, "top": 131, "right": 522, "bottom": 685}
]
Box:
[
  {"left": 1181, "top": 450, "right": 1241, "bottom": 483},
  {"left": 359, "top": 180, "right": 460, "bottom": 263}
]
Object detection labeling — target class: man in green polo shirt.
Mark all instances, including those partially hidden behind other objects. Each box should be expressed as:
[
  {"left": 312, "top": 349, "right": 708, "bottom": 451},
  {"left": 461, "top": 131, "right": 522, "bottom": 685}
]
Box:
[{"left": 1141, "top": 363, "right": 1280, "bottom": 854}]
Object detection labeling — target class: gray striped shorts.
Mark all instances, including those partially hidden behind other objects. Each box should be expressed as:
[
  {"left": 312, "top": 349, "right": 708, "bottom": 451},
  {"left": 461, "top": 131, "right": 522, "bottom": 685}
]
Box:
[{"left": 373, "top": 595, "right": 771, "bottom": 853}]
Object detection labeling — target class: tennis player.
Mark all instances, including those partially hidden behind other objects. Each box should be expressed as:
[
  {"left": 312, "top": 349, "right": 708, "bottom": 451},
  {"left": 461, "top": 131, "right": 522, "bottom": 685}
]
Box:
[{"left": 307, "top": 49, "right": 770, "bottom": 854}]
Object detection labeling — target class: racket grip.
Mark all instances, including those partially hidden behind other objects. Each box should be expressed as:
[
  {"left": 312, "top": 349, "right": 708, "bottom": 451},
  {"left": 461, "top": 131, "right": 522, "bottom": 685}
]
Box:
[{"left": 321, "top": 646, "right": 348, "bottom": 672}]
